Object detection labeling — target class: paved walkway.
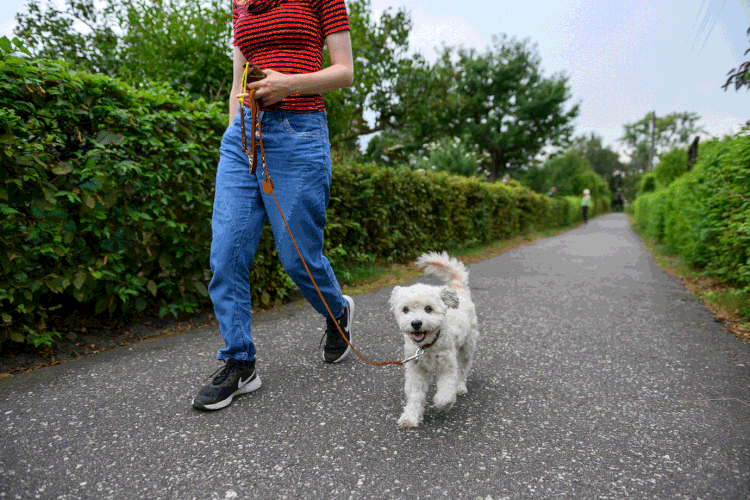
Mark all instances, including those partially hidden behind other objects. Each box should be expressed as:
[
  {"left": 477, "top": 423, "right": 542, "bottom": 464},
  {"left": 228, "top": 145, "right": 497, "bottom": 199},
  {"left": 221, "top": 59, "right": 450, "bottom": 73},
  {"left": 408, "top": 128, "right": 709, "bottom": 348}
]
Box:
[{"left": 1, "top": 213, "right": 749, "bottom": 499}]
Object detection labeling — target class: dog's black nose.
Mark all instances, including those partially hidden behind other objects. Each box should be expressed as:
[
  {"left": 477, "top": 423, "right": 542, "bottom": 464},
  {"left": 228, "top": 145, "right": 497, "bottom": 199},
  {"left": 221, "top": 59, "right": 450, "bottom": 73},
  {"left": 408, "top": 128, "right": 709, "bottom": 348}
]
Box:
[{"left": 411, "top": 320, "right": 422, "bottom": 331}]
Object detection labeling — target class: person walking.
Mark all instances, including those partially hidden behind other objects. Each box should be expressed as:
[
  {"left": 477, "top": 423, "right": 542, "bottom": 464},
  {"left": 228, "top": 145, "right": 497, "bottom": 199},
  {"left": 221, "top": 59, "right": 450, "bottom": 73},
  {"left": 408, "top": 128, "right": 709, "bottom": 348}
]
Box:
[
  {"left": 581, "top": 188, "right": 592, "bottom": 223},
  {"left": 193, "top": 0, "right": 355, "bottom": 411}
]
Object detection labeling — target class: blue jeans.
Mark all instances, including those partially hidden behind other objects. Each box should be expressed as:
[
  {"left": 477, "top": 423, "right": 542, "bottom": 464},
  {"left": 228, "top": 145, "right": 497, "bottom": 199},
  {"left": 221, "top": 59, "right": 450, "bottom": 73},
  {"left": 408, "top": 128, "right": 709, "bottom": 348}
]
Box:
[{"left": 209, "top": 108, "right": 346, "bottom": 361}]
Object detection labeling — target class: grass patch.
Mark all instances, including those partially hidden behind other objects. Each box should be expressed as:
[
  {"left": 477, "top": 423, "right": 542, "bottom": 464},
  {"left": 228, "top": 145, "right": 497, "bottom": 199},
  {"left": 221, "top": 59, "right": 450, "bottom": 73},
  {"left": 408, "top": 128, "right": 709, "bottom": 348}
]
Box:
[
  {"left": 339, "top": 225, "right": 573, "bottom": 296},
  {"left": 628, "top": 216, "right": 750, "bottom": 342}
]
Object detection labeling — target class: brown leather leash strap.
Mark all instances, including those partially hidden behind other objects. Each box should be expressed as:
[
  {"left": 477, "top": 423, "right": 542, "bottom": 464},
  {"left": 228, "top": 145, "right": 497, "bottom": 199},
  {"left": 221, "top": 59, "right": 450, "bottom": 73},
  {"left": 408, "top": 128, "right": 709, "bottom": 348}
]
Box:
[{"left": 236, "top": 64, "right": 406, "bottom": 367}]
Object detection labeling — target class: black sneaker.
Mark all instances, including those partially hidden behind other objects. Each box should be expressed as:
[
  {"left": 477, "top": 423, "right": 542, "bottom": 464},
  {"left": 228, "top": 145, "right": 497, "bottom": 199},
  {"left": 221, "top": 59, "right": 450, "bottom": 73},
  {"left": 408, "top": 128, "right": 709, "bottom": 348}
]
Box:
[
  {"left": 323, "top": 295, "right": 354, "bottom": 363},
  {"left": 192, "top": 359, "right": 261, "bottom": 411}
]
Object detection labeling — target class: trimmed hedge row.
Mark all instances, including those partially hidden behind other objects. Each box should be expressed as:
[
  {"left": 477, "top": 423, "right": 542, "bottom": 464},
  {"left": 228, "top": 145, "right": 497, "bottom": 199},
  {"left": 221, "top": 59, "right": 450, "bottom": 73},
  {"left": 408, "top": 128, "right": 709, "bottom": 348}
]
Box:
[
  {"left": 324, "top": 166, "right": 603, "bottom": 267},
  {"left": 630, "top": 130, "right": 750, "bottom": 291},
  {"left": 1, "top": 54, "right": 294, "bottom": 347},
  {"left": 1, "top": 54, "right": 607, "bottom": 348},
  {"left": 0, "top": 55, "right": 215, "bottom": 345}
]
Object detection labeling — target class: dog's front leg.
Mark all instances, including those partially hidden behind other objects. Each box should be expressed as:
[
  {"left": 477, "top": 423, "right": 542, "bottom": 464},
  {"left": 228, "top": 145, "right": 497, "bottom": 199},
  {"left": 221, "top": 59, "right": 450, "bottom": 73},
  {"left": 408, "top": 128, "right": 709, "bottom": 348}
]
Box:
[
  {"left": 398, "top": 363, "right": 430, "bottom": 428},
  {"left": 456, "top": 332, "right": 477, "bottom": 396},
  {"left": 433, "top": 358, "right": 458, "bottom": 412}
]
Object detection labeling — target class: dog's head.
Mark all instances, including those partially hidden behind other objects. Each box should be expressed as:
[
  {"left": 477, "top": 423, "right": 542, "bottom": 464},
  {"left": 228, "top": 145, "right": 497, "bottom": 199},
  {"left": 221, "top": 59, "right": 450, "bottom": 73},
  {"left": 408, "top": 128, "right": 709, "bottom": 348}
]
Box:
[{"left": 389, "top": 283, "right": 459, "bottom": 345}]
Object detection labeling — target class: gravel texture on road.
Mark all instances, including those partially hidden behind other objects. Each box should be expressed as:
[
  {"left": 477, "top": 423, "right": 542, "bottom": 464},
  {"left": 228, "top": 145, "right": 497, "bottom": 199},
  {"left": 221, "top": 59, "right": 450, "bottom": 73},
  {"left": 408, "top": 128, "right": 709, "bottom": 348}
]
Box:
[{"left": 1, "top": 214, "right": 748, "bottom": 499}]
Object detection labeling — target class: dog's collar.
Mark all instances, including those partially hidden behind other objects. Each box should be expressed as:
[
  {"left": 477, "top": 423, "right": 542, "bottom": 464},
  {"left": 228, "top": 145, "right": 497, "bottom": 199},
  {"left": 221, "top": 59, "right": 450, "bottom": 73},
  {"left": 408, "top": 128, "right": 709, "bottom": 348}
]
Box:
[
  {"left": 401, "top": 330, "right": 441, "bottom": 365},
  {"left": 420, "top": 329, "right": 441, "bottom": 350}
]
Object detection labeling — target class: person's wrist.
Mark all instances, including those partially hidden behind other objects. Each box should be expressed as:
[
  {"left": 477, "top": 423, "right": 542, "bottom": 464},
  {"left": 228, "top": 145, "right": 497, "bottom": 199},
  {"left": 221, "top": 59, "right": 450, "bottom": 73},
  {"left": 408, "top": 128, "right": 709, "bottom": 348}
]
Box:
[{"left": 285, "top": 73, "right": 301, "bottom": 95}]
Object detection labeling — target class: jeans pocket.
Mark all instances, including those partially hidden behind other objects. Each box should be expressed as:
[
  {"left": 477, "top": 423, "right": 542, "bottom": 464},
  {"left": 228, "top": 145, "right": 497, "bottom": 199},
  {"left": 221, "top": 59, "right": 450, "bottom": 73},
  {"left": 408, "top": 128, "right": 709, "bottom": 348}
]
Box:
[{"left": 282, "top": 114, "right": 324, "bottom": 138}]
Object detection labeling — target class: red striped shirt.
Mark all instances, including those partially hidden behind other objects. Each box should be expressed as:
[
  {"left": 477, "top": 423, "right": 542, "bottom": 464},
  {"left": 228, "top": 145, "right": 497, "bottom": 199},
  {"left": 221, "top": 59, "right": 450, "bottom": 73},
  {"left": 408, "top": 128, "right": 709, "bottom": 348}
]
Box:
[{"left": 233, "top": 0, "right": 350, "bottom": 112}]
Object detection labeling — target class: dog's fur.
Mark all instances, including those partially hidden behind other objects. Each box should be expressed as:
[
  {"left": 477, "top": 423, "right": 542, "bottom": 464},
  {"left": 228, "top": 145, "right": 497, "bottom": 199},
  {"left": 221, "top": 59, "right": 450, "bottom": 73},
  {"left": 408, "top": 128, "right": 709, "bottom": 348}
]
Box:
[{"left": 389, "top": 252, "right": 479, "bottom": 428}]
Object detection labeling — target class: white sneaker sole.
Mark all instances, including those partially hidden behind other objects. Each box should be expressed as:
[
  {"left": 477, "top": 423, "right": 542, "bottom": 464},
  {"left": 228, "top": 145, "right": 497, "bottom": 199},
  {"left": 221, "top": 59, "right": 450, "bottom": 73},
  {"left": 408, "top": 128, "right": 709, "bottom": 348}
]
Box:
[{"left": 192, "top": 374, "right": 262, "bottom": 411}]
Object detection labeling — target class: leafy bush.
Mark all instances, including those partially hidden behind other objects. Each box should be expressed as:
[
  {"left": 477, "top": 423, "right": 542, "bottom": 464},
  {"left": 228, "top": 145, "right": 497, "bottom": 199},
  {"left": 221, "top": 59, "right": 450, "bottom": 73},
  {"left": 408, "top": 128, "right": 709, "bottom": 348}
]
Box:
[
  {"left": 409, "top": 136, "right": 490, "bottom": 178},
  {"left": 522, "top": 150, "right": 611, "bottom": 200},
  {"left": 1, "top": 51, "right": 607, "bottom": 349},
  {"left": 638, "top": 172, "right": 658, "bottom": 195},
  {"left": 0, "top": 51, "right": 234, "bottom": 345},
  {"left": 653, "top": 147, "right": 687, "bottom": 187},
  {"left": 325, "top": 165, "right": 606, "bottom": 268},
  {"left": 631, "top": 130, "right": 750, "bottom": 290}
]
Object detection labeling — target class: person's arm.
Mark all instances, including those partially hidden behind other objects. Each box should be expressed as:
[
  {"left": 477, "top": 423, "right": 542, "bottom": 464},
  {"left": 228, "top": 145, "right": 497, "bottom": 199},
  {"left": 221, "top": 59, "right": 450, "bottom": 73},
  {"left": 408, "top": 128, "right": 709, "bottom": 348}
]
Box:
[
  {"left": 228, "top": 45, "right": 249, "bottom": 126},
  {"left": 247, "top": 30, "right": 354, "bottom": 107}
]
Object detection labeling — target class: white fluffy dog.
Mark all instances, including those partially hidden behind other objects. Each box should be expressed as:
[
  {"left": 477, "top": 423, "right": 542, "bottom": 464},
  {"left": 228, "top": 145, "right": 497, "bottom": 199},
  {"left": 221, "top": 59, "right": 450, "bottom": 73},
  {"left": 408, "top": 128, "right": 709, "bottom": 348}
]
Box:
[{"left": 389, "top": 252, "right": 479, "bottom": 428}]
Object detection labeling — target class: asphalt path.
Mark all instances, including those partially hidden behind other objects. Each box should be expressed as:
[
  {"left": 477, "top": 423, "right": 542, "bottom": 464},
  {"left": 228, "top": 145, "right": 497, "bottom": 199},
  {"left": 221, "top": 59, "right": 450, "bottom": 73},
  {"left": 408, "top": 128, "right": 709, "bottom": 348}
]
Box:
[{"left": 1, "top": 213, "right": 749, "bottom": 499}]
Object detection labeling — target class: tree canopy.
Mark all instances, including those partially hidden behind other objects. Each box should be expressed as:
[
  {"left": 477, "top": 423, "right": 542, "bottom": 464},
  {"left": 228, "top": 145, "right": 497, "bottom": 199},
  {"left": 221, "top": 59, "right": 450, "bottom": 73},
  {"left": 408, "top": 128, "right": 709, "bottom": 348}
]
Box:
[
  {"left": 570, "top": 134, "right": 622, "bottom": 184},
  {"left": 15, "top": 0, "right": 582, "bottom": 184},
  {"left": 322, "top": 0, "right": 427, "bottom": 149},
  {"left": 15, "top": 0, "right": 233, "bottom": 102},
  {"left": 520, "top": 149, "right": 609, "bottom": 199},
  {"left": 417, "top": 36, "right": 579, "bottom": 181},
  {"left": 619, "top": 111, "right": 704, "bottom": 171}
]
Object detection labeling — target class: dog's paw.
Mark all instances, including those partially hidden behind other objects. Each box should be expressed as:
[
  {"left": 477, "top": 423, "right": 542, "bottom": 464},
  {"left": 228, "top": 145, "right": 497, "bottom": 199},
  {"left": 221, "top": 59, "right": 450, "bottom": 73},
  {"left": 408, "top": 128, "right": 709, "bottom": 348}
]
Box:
[
  {"left": 397, "top": 412, "right": 421, "bottom": 428},
  {"left": 434, "top": 392, "right": 456, "bottom": 412},
  {"left": 456, "top": 383, "right": 468, "bottom": 396}
]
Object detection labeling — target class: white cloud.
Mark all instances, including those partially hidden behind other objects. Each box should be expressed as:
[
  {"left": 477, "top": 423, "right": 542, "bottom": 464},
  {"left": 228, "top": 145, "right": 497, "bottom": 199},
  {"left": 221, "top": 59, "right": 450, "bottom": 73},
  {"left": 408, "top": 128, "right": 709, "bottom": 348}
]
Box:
[
  {"left": 363, "top": 1, "right": 747, "bottom": 160},
  {"left": 2, "top": 0, "right": 749, "bottom": 152},
  {"left": 407, "top": 9, "right": 488, "bottom": 61},
  {"left": 1, "top": 20, "right": 16, "bottom": 39}
]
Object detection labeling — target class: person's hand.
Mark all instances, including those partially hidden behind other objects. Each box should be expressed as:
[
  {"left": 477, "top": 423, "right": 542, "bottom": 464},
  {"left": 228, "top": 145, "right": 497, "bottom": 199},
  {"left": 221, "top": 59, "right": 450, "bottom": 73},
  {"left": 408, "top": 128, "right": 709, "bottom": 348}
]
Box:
[{"left": 247, "top": 70, "right": 292, "bottom": 107}]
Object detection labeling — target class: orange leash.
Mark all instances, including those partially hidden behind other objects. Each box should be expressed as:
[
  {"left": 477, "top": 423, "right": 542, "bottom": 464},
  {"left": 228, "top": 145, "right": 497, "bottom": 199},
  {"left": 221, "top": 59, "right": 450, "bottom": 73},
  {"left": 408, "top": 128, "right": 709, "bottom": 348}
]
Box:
[{"left": 237, "top": 64, "right": 406, "bottom": 367}]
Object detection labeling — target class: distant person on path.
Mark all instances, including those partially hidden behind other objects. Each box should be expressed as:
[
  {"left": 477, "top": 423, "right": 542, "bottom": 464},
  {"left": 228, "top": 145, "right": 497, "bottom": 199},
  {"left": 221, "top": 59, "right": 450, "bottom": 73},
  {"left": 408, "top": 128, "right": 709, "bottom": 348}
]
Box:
[
  {"left": 192, "top": 0, "right": 355, "bottom": 411},
  {"left": 581, "top": 189, "right": 591, "bottom": 223},
  {"left": 547, "top": 186, "right": 557, "bottom": 196}
]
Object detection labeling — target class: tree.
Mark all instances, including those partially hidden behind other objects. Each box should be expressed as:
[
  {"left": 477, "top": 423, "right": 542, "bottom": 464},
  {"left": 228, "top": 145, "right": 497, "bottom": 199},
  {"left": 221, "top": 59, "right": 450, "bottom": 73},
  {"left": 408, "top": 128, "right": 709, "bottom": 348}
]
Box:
[
  {"left": 521, "top": 151, "right": 609, "bottom": 198},
  {"left": 569, "top": 132, "right": 636, "bottom": 200},
  {"left": 16, "top": 0, "right": 428, "bottom": 146},
  {"left": 422, "top": 36, "right": 579, "bottom": 181},
  {"left": 14, "top": 0, "right": 121, "bottom": 74},
  {"left": 409, "top": 136, "right": 490, "bottom": 178},
  {"left": 324, "top": 0, "right": 435, "bottom": 150},
  {"left": 723, "top": 26, "right": 750, "bottom": 92},
  {"left": 570, "top": 133, "right": 622, "bottom": 184},
  {"left": 14, "top": 0, "right": 233, "bottom": 102},
  {"left": 362, "top": 128, "right": 413, "bottom": 166},
  {"left": 619, "top": 111, "right": 704, "bottom": 170},
  {"left": 118, "top": 0, "right": 233, "bottom": 102}
]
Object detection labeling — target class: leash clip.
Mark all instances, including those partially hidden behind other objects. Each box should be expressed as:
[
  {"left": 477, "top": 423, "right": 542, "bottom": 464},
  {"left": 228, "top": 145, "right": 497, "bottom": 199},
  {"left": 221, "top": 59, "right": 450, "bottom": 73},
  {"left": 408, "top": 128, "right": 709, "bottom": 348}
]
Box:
[{"left": 401, "top": 348, "right": 424, "bottom": 364}]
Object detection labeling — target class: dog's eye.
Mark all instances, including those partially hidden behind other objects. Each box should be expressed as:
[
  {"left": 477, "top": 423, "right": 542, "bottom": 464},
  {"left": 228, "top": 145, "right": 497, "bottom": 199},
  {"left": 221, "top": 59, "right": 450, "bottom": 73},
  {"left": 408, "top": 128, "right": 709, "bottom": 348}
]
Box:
[
  {"left": 402, "top": 306, "right": 409, "bottom": 313},
  {"left": 425, "top": 306, "right": 433, "bottom": 313}
]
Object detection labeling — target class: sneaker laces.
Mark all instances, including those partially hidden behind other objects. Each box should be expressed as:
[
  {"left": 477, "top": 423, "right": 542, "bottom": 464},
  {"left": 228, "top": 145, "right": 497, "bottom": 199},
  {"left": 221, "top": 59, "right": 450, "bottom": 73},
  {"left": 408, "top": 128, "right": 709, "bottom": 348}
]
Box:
[
  {"left": 318, "top": 330, "right": 327, "bottom": 349},
  {"left": 205, "top": 360, "right": 238, "bottom": 385}
]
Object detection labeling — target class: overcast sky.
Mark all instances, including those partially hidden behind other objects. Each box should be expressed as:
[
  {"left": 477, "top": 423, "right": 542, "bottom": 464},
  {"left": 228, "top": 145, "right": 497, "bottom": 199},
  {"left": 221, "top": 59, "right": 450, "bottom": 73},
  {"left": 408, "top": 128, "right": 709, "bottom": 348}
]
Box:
[
  {"left": 372, "top": 0, "right": 750, "bottom": 154},
  {"left": 2, "top": 0, "right": 749, "bottom": 155}
]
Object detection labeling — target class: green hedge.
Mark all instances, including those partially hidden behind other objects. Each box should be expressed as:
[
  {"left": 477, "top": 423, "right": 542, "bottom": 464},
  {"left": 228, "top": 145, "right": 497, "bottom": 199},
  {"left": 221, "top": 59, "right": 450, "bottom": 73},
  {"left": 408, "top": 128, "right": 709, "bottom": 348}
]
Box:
[
  {"left": 630, "top": 130, "right": 750, "bottom": 290},
  {"left": 1, "top": 54, "right": 607, "bottom": 348},
  {"left": 1, "top": 54, "right": 231, "bottom": 346},
  {"left": 324, "top": 168, "right": 603, "bottom": 267}
]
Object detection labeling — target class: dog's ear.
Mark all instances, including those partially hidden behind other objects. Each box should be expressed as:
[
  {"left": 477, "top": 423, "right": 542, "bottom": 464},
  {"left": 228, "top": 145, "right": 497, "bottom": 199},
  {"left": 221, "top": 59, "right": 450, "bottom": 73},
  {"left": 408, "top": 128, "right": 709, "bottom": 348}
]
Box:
[
  {"left": 389, "top": 286, "right": 402, "bottom": 311},
  {"left": 440, "top": 287, "right": 460, "bottom": 309}
]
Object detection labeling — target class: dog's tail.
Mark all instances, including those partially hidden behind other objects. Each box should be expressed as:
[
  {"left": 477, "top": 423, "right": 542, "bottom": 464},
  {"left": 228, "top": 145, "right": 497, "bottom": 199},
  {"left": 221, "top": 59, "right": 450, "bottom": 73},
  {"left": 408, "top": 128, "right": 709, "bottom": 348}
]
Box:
[{"left": 415, "top": 251, "right": 470, "bottom": 294}]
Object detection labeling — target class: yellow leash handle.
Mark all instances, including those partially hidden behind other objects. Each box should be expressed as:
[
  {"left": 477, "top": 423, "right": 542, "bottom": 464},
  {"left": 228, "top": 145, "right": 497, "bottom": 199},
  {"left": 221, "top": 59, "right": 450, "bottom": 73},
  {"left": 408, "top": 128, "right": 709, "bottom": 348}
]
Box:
[{"left": 237, "top": 63, "right": 266, "bottom": 175}]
